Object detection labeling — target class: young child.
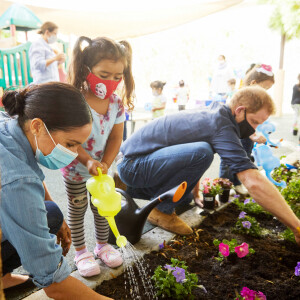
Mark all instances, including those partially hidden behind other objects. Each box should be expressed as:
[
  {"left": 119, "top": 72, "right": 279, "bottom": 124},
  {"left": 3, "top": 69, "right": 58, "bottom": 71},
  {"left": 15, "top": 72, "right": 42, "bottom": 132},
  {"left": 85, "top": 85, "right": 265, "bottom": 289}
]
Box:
[
  {"left": 62, "top": 36, "right": 135, "bottom": 277},
  {"left": 226, "top": 78, "right": 236, "bottom": 103},
  {"left": 291, "top": 74, "right": 300, "bottom": 137},
  {"left": 176, "top": 80, "right": 189, "bottom": 111},
  {"left": 150, "top": 80, "right": 167, "bottom": 119}
]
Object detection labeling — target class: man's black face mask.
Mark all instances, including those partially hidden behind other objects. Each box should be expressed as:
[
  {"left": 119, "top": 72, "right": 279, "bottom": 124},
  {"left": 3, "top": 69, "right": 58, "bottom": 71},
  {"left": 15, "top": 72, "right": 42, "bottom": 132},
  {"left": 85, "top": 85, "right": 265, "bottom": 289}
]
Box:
[{"left": 237, "top": 109, "right": 255, "bottom": 139}]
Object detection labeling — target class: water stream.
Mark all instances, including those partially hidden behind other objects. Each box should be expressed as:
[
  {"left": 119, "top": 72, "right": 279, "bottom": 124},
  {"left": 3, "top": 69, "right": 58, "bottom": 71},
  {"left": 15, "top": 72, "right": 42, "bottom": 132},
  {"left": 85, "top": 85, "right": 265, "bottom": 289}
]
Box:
[{"left": 120, "top": 242, "right": 157, "bottom": 300}]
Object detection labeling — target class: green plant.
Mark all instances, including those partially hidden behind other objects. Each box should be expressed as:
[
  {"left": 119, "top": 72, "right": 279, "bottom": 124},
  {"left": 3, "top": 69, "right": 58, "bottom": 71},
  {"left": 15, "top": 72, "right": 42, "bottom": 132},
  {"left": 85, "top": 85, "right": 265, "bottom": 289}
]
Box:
[
  {"left": 213, "top": 239, "right": 255, "bottom": 262},
  {"left": 233, "top": 198, "right": 269, "bottom": 215},
  {"left": 233, "top": 215, "right": 263, "bottom": 237},
  {"left": 213, "top": 177, "right": 233, "bottom": 189},
  {"left": 151, "top": 258, "right": 200, "bottom": 299},
  {"left": 201, "top": 178, "right": 223, "bottom": 196},
  {"left": 281, "top": 228, "right": 296, "bottom": 243},
  {"left": 281, "top": 177, "right": 300, "bottom": 214},
  {"left": 272, "top": 164, "right": 298, "bottom": 184}
]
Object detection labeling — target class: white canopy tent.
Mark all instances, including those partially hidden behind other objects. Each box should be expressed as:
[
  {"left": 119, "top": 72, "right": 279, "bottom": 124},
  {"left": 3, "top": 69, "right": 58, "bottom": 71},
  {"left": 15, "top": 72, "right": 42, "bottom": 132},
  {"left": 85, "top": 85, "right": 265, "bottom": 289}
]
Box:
[{"left": 0, "top": 0, "right": 242, "bottom": 39}]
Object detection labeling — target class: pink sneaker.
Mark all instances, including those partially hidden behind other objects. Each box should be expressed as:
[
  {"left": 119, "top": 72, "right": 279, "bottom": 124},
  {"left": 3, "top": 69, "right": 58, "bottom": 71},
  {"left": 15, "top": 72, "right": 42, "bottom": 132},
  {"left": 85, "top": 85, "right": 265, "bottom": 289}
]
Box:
[
  {"left": 75, "top": 252, "right": 100, "bottom": 277},
  {"left": 94, "top": 244, "right": 123, "bottom": 268}
]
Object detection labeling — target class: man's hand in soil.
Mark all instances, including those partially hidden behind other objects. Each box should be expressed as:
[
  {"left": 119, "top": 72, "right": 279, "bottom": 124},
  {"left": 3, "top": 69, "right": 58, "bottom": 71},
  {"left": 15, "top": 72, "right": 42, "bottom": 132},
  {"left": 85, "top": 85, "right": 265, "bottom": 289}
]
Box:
[
  {"left": 294, "top": 227, "right": 300, "bottom": 246},
  {"left": 238, "top": 169, "right": 300, "bottom": 244}
]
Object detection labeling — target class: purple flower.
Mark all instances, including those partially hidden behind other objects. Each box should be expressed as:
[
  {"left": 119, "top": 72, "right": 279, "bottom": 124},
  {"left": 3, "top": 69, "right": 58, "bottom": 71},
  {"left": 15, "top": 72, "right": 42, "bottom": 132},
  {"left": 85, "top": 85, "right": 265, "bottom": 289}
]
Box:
[
  {"left": 172, "top": 267, "right": 186, "bottom": 283},
  {"left": 234, "top": 194, "right": 240, "bottom": 198},
  {"left": 159, "top": 242, "right": 164, "bottom": 250},
  {"left": 244, "top": 198, "right": 251, "bottom": 204},
  {"left": 239, "top": 211, "right": 247, "bottom": 219},
  {"left": 242, "top": 221, "right": 252, "bottom": 229},
  {"left": 164, "top": 264, "right": 174, "bottom": 272},
  {"left": 252, "top": 199, "right": 256, "bottom": 203},
  {"left": 295, "top": 262, "right": 300, "bottom": 276}
]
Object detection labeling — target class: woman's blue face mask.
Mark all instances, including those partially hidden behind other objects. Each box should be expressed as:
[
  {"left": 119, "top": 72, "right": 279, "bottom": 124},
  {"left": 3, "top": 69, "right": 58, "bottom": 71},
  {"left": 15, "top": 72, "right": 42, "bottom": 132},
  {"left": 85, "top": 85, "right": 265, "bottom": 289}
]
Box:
[{"left": 35, "top": 123, "right": 78, "bottom": 170}]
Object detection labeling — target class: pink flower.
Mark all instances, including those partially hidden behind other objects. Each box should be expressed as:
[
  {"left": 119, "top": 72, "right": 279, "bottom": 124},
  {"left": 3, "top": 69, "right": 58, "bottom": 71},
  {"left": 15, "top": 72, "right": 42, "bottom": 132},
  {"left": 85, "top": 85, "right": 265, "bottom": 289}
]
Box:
[
  {"left": 235, "top": 242, "right": 249, "bottom": 258},
  {"left": 219, "top": 243, "right": 230, "bottom": 257},
  {"left": 203, "top": 186, "right": 210, "bottom": 194},
  {"left": 241, "top": 287, "right": 257, "bottom": 299},
  {"left": 257, "top": 291, "right": 267, "bottom": 300},
  {"left": 240, "top": 287, "right": 266, "bottom": 300}
]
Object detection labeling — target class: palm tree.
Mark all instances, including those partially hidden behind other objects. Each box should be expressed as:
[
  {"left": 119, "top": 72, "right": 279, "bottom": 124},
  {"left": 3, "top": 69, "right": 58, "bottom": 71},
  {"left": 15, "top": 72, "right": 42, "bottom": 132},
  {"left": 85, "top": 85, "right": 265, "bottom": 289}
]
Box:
[{"left": 259, "top": 0, "right": 300, "bottom": 114}]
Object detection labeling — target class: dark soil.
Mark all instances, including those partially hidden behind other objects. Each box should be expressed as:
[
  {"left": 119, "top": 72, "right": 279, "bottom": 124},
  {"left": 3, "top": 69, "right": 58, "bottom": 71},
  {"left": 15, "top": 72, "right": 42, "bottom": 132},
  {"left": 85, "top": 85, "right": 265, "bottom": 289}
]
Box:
[{"left": 96, "top": 204, "right": 300, "bottom": 299}]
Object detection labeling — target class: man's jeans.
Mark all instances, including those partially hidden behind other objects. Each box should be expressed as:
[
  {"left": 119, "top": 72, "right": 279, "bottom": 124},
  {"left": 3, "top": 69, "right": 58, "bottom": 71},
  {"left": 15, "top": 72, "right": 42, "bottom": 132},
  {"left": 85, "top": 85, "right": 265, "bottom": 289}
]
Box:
[
  {"left": 1, "top": 201, "right": 63, "bottom": 275},
  {"left": 118, "top": 142, "right": 214, "bottom": 214},
  {"left": 219, "top": 137, "right": 254, "bottom": 186}
]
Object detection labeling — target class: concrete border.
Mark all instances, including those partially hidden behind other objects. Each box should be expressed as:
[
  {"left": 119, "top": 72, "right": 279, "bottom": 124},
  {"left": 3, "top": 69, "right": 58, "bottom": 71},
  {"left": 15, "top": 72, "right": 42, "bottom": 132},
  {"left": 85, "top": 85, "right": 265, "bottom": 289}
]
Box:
[{"left": 24, "top": 202, "right": 230, "bottom": 300}]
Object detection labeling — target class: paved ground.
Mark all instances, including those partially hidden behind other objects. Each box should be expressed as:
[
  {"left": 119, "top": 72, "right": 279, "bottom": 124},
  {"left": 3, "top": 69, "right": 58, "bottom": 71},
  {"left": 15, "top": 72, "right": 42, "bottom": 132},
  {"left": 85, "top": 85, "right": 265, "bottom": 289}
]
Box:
[{"left": 6, "top": 109, "right": 300, "bottom": 299}]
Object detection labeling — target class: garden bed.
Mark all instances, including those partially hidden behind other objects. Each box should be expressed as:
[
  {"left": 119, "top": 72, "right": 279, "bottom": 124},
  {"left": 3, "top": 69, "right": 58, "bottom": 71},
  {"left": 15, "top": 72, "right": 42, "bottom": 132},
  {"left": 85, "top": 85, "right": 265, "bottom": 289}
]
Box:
[{"left": 96, "top": 203, "right": 300, "bottom": 299}]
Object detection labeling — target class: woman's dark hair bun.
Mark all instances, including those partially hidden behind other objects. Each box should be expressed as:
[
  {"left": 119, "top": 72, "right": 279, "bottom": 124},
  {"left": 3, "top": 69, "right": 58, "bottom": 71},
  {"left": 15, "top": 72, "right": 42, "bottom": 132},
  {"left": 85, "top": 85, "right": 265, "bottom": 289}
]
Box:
[{"left": 2, "top": 89, "right": 26, "bottom": 117}]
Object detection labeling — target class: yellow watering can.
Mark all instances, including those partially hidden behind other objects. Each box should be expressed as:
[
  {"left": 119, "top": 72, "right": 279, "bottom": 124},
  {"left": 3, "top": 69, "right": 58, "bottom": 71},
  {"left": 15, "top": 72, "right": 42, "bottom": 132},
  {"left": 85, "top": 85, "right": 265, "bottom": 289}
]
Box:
[{"left": 86, "top": 167, "right": 127, "bottom": 248}]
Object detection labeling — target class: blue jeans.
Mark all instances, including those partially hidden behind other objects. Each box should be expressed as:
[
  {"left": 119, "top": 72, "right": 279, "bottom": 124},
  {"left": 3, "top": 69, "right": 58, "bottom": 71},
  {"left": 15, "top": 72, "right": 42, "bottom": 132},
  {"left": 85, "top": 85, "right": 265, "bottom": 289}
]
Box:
[
  {"left": 219, "top": 137, "right": 254, "bottom": 186},
  {"left": 118, "top": 142, "right": 214, "bottom": 214},
  {"left": 1, "top": 201, "right": 63, "bottom": 276}
]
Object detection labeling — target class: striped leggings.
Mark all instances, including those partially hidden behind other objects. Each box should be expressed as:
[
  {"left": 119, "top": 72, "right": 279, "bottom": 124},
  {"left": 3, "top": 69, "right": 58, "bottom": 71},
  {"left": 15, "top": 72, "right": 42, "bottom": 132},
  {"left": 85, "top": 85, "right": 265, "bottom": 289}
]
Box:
[{"left": 64, "top": 178, "right": 109, "bottom": 249}]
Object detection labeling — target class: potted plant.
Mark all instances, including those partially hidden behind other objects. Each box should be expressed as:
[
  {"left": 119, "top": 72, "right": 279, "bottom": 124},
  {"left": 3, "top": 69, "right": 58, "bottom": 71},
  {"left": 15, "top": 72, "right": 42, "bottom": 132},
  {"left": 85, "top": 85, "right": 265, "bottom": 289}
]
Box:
[
  {"left": 201, "top": 178, "right": 222, "bottom": 209},
  {"left": 213, "top": 178, "right": 233, "bottom": 203}
]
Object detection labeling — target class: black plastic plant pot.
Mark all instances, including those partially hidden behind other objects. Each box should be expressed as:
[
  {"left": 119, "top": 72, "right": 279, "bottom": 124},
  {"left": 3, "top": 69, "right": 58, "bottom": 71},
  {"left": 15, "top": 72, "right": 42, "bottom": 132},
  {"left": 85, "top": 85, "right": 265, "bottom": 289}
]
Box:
[
  {"left": 293, "top": 129, "right": 298, "bottom": 136},
  {"left": 219, "top": 189, "right": 230, "bottom": 203},
  {"left": 203, "top": 194, "right": 215, "bottom": 209}
]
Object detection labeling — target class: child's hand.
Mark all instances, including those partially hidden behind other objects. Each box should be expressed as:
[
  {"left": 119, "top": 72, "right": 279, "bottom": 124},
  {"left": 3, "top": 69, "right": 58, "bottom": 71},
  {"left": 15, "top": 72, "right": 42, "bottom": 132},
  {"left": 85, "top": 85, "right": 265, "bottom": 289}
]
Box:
[
  {"left": 87, "top": 159, "right": 104, "bottom": 176},
  {"left": 100, "top": 161, "right": 108, "bottom": 174}
]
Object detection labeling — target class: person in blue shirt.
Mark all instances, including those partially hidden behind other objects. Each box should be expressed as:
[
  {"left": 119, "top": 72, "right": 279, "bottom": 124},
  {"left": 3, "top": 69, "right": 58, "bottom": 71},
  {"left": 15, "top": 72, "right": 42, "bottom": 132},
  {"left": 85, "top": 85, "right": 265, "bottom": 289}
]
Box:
[
  {"left": 0, "top": 83, "right": 111, "bottom": 299},
  {"left": 29, "top": 22, "right": 66, "bottom": 84},
  {"left": 117, "top": 86, "right": 300, "bottom": 245}
]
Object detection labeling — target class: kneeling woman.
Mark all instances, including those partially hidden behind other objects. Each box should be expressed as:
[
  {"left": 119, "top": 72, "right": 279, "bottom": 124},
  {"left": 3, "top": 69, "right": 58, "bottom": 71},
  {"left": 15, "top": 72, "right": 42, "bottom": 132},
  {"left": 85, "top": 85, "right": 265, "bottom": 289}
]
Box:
[{"left": 0, "top": 83, "right": 111, "bottom": 299}]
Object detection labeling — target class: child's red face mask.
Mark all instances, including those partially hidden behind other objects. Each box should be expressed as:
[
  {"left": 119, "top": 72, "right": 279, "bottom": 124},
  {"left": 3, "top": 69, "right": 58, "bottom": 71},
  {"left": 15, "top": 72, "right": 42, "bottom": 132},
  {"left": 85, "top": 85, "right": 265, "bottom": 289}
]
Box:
[{"left": 86, "top": 72, "right": 122, "bottom": 100}]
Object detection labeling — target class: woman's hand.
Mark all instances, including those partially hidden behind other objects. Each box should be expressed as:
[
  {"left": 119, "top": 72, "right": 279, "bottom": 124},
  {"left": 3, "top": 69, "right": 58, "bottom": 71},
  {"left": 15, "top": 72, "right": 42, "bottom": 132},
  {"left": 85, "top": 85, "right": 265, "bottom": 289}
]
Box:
[
  {"left": 56, "top": 220, "right": 71, "bottom": 256},
  {"left": 55, "top": 53, "right": 66, "bottom": 63},
  {"left": 87, "top": 159, "right": 108, "bottom": 175}
]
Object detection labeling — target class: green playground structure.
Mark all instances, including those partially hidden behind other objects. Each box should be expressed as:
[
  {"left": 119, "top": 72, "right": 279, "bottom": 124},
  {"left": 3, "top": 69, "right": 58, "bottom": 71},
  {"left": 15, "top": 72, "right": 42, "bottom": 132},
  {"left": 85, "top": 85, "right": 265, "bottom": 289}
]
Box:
[{"left": 0, "top": 39, "right": 69, "bottom": 110}]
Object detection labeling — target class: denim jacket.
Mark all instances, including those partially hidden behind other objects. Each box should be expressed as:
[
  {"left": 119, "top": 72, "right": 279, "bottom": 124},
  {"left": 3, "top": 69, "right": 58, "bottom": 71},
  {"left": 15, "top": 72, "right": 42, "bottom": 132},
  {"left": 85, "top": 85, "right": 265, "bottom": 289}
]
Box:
[{"left": 0, "top": 114, "right": 70, "bottom": 288}]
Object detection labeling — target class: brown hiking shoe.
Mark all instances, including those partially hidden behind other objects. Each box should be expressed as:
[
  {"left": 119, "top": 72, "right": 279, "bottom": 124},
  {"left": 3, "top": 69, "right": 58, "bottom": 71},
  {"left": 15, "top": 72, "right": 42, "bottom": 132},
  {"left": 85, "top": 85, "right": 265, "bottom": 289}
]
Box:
[
  {"left": 113, "top": 172, "right": 127, "bottom": 191},
  {"left": 147, "top": 208, "right": 193, "bottom": 235}
]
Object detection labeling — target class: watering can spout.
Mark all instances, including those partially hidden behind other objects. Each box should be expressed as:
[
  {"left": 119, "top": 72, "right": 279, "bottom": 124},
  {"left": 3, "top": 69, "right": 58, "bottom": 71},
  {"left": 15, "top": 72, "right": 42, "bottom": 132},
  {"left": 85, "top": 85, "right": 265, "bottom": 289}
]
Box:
[{"left": 108, "top": 181, "right": 187, "bottom": 245}]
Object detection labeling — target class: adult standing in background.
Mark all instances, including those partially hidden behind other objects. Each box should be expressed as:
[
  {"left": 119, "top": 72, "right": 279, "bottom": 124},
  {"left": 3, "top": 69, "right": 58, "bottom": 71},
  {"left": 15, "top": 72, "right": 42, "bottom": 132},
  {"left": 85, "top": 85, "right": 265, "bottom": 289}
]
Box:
[
  {"left": 176, "top": 80, "right": 189, "bottom": 111},
  {"left": 210, "top": 55, "right": 235, "bottom": 99},
  {"left": 291, "top": 74, "right": 300, "bottom": 137},
  {"left": 29, "top": 22, "right": 66, "bottom": 84}
]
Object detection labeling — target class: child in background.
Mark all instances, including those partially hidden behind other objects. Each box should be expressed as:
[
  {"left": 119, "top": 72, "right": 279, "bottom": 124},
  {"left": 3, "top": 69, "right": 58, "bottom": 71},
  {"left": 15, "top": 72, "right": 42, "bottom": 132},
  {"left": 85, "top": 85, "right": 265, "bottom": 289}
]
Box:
[
  {"left": 150, "top": 80, "right": 167, "bottom": 118},
  {"left": 226, "top": 78, "right": 236, "bottom": 103},
  {"left": 291, "top": 74, "right": 300, "bottom": 137},
  {"left": 62, "top": 36, "right": 135, "bottom": 277},
  {"left": 176, "top": 80, "right": 189, "bottom": 111}
]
